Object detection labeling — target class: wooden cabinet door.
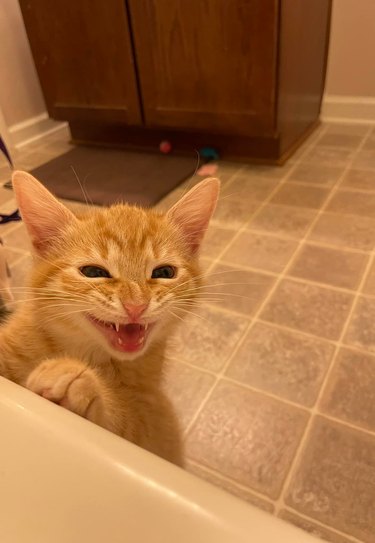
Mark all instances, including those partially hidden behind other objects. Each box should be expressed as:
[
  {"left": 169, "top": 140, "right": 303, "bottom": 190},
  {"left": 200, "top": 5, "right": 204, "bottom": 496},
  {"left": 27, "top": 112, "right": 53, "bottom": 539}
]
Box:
[
  {"left": 128, "top": 0, "right": 278, "bottom": 136},
  {"left": 19, "top": 0, "right": 141, "bottom": 124}
]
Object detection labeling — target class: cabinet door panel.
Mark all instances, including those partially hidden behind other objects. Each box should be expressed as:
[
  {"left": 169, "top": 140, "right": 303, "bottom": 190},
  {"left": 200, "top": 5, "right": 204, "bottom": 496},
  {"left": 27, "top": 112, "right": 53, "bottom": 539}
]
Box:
[
  {"left": 128, "top": 0, "right": 278, "bottom": 136},
  {"left": 19, "top": 0, "right": 141, "bottom": 124}
]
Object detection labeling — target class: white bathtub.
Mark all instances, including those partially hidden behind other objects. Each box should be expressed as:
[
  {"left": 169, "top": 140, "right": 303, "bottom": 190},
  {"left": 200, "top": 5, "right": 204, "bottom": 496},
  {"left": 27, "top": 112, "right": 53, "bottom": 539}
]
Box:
[{"left": 0, "top": 377, "right": 320, "bottom": 543}]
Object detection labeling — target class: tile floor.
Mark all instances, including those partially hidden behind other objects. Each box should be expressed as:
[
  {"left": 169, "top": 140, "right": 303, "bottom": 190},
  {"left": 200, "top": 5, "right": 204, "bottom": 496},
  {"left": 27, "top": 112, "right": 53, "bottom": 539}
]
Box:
[{"left": 1, "top": 122, "right": 375, "bottom": 543}]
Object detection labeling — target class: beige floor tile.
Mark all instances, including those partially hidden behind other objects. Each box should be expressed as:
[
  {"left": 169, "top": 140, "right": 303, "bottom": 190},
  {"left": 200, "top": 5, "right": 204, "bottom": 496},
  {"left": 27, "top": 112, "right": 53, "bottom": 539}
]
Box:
[
  {"left": 352, "top": 150, "right": 375, "bottom": 170},
  {"left": 200, "top": 225, "right": 236, "bottom": 259},
  {"left": 308, "top": 212, "right": 375, "bottom": 251},
  {"left": 324, "top": 123, "right": 369, "bottom": 136},
  {"left": 249, "top": 204, "right": 317, "bottom": 239},
  {"left": 362, "top": 260, "right": 375, "bottom": 295},
  {"left": 287, "top": 140, "right": 314, "bottom": 163},
  {"left": 340, "top": 168, "right": 375, "bottom": 191},
  {"left": 238, "top": 163, "right": 292, "bottom": 181},
  {"left": 362, "top": 132, "right": 375, "bottom": 152},
  {"left": 187, "top": 461, "right": 274, "bottom": 513},
  {"left": 0, "top": 186, "right": 13, "bottom": 205},
  {"left": 0, "top": 194, "right": 17, "bottom": 215},
  {"left": 0, "top": 154, "right": 10, "bottom": 169},
  {"left": 9, "top": 253, "right": 33, "bottom": 301},
  {"left": 289, "top": 243, "right": 368, "bottom": 290},
  {"left": 214, "top": 161, "right": 242, "bottom": 183},
  {"left": 225, "top": 174, "right": 279, "bottom": 202},
  {"left": 286, "top": 416, "right": 375, "bottom": 543},
  {"left": 270, "top": 184, "right": 329, "bottom": 210},
  {"left": 320, "top": 347, "right": 375, "bottom": 433},
  {"left": 212, "top": 197, "right": 259, "bottom": 229},
  {"left": 221, "top": 231, "right": 297, "bottom": 273},
  {"left": 226, "top": 322, "right": 334, "bottom": 407},
  {"left": 288, "top": 163, "right": 344, "bottom": 187},
  {"left": 279, "top": 510, "right": 355, "bottom": 543},
  {"left": 162, "top": 359, "right": 216, "bottom": 432},
  {"left": 208, "top": 263, "right": 275, "bottom": 316},
  {"left": 3, "top": 247, "right": 28, "bottom": 265},
  {"left": 2, "top": 223, "right": 31, "bottom": 252},
  {"left": 315, "top": 132, "right": 364, "bottom": 149},
  {"left": 345, "top": 296, "right": 375, "bottom": 353},
  {"left": 0, "top": 166, "right": 11, "bottom": 183},
  {"left": 261, "top": 279, "right": 353, "bottom": 340},
  {"left": 303, "top": 146, "right": 355, "bottom": 166},
  {"left": 327, "top": 190, "right": 375, "bottom": 218},
  {"left": 168, "top": 305, "right": 248, "bottom": 373},
  {"left": 186, "top": 380, "right": 308, "bottom": 499}
]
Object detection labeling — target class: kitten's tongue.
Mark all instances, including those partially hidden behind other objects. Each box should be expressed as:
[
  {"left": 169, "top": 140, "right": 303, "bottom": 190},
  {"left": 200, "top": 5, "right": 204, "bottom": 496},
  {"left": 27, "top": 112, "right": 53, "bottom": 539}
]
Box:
[
  {"left": 88, "top": 316, "right": 148, "bottom": 353},
  {"left": 113, "top": 323, "right": 145, "bottom": 352},
  {"left": 120, "top": 323, "right": 143, "bottom": 343}
]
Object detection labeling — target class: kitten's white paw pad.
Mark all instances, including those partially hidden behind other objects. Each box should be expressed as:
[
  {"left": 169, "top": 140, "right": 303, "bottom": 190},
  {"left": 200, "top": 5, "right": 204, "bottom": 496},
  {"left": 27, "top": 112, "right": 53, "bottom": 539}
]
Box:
[{"left": 26, "top": 359, "right": 103, "bottom": 421}]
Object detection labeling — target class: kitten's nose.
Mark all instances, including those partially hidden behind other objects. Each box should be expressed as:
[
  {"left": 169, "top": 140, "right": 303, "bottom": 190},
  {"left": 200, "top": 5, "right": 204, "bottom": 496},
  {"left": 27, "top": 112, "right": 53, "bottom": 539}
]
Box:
[{"left": 123, "top": 303, "right": 149, "bottom": 321}]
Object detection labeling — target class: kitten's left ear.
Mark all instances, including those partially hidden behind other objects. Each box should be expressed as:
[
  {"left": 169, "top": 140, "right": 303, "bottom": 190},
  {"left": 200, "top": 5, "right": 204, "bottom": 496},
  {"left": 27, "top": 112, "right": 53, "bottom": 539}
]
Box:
[
  {"left": 167, "top": 177, "right": 220, "bottom": 253},
  {"left": 12, "top": 170, "right": 77, "bottom": 255}
]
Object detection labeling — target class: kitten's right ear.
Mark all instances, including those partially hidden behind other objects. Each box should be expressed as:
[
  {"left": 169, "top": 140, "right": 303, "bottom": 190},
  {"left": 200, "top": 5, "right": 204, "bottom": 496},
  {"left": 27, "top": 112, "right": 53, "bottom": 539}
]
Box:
[
  {"left": 167, "top": 177, "right": 220, "bottom": 253},
  {"left": 12, "top": 171, "right": 77, "bottom": 255}
]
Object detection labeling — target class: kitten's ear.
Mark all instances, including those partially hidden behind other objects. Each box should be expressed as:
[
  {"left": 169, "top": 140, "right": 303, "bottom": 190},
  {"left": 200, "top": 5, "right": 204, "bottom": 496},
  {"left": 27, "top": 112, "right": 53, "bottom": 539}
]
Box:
[
  {"left": 12, "top": 170, "right": 77, "bottom": 255},
  {"left": 167, "top": 177, "right": 220, "bottom": 253}
]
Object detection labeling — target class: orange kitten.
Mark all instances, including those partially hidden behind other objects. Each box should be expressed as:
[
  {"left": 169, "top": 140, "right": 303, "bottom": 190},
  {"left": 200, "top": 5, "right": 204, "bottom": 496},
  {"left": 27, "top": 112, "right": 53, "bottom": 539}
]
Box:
[{"left": 0, "top": 171, "right": 219, "bottom": 466}]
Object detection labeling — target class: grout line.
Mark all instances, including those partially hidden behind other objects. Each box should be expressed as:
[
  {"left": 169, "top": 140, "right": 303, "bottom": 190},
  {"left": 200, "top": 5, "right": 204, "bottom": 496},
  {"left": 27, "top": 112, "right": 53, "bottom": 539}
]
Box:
[
  {"left": 174, "top": 310, "right": 375, "bottom": 390},
  {"left": 335, "top": 184, "right": 375, "bottom": 195},
  {"left": 5, "top": 247, "right": 29, "bottom": 259},
  {"left": 9, "top": 251, "right": 31, "bottom": 268},
  {"left": 215, "top": 257, "right": 368, "bottom": 297},
  {"left": 275, "top": 124, "right": 375, "bottom": 515},
  {"left": 214, "top": 203, "right": 375, "bottom": 241},
  {"left": 0, "top": 221, "right": 24, "bottom": 239},
  {"left": 183, "top": 125, "right": 330, "bottom": 437},
  {"left": 187, "top": 459, "right": 275, "bottom": 507},
  {"left": 280, "top": 507, "right": 363, "bottom": 543},
  {"left": 255, "top": 318, "right": 336, "bottom": 345},
  {"left": 174, "top": 352, "right": 375, "bottom": 441},
  {"left": 242, "top": 227, "right": 372, "bottom": 256}
]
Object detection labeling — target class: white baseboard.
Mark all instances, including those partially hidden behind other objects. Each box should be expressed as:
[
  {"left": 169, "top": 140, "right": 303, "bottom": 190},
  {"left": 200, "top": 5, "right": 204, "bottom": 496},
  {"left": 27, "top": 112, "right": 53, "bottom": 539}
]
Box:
[
  {"left": 8, "top": 112, "right": 68, "bottom": 149},
  {"left": 321, "top": 95, "right": 375, "bottom": 124}
]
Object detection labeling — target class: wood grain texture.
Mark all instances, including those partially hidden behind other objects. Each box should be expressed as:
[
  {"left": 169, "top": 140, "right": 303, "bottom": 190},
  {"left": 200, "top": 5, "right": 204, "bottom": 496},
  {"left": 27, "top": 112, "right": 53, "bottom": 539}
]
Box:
[
  {"left": 277, "top": 0, "right": 332, "bottom": 153},
  {"left": 128, "top": 0, "right": 278, "bottom": 136},
  {"left": 19, "top": 0, "right": 142, "bottom": 124}
]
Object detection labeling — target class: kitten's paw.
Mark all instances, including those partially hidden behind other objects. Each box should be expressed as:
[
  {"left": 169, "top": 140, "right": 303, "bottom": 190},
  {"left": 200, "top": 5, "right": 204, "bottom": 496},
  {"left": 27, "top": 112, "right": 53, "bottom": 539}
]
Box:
[{"left": 26, "top": 358, "right": 104, "bottom": 423}]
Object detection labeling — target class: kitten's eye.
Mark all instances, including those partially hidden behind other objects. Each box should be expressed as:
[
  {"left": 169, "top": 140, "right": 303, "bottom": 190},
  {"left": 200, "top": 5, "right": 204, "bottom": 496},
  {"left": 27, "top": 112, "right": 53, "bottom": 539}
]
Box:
[
  {"left": 79, "top": 266, "right": 112, "bottom": 278},
  {"left": 151, "top": 265, "right": 176, "bottom": 279}
]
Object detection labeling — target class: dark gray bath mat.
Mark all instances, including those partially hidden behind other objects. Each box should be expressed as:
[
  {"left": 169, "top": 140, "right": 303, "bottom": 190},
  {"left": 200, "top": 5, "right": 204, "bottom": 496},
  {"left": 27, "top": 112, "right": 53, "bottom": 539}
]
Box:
[{"left": 6, "top": 146, "right": 197, "bottom": 206}]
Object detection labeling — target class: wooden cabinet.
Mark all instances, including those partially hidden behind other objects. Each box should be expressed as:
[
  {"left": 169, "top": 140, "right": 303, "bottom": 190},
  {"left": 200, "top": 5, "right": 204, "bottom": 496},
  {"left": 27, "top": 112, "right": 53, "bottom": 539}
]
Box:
[
  {"left": 19, "top": 0, "right": 141, "bottom": 124},
  {"left": 128, "top": 0, "right": 278, "bottom": 136},
  {"left": 19, "top": 0, "right": 332, "bottom": 163}
]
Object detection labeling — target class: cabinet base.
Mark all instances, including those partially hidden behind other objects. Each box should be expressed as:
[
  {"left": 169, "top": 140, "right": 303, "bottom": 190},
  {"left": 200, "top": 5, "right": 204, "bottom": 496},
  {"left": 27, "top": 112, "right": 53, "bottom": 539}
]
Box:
[{"left": 69, "top": 121, "right": 320, "bottom": 165}]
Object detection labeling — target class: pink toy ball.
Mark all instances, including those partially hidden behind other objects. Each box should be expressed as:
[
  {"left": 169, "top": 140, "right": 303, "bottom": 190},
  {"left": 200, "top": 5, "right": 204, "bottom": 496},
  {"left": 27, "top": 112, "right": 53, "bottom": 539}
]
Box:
[{"left": 159, "top": 140, "right": 172, "bottom": 154}]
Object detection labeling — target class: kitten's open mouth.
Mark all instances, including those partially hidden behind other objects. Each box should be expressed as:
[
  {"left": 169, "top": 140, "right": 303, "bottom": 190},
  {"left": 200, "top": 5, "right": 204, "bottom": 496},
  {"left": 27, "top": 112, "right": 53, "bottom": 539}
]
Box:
[{"left": 86, "top": 315, "right": 154, "bottom": 353}]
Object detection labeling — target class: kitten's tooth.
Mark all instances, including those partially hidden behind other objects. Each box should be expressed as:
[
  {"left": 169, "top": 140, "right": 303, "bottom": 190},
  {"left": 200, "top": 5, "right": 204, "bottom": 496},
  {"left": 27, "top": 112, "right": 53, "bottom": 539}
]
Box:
[
  {"left": 144, "top": 324, "right": 149, "bottom": 331},
  {"left": 115, "top": 322, "right": 120, "bottom": 332},
  {"left": 117, "top": 337, "right": 123, "bottom": 345}
]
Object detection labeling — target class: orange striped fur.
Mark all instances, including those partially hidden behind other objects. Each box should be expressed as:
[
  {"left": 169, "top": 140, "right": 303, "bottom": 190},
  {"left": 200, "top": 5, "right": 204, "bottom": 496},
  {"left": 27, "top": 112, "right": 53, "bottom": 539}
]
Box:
[{"left": 0, "top": 172, "right": 219, "bottom": 465}]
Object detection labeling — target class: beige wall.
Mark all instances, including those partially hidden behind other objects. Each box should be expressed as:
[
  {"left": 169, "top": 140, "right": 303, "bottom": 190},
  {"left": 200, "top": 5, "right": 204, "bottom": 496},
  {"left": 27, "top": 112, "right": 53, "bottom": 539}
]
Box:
[
  {"left": 0, "top": 0, "right": 46, "bottom": 128},
  {"left": 325, "top": 0, "right": 375, "bottom": 97}
]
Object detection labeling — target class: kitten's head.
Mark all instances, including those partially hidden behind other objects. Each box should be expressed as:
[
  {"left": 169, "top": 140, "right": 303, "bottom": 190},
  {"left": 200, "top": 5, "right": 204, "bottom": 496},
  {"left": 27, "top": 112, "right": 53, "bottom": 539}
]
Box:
[{"left": 12, "top": 171, "right": 219, "bottom": 360}]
